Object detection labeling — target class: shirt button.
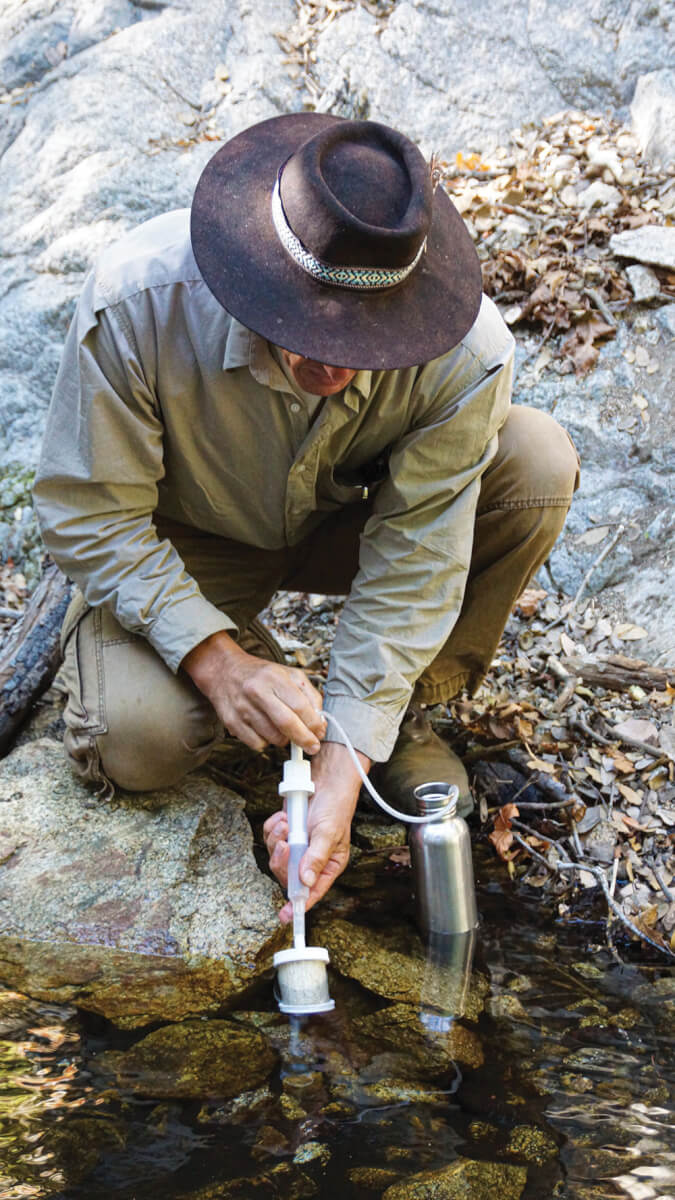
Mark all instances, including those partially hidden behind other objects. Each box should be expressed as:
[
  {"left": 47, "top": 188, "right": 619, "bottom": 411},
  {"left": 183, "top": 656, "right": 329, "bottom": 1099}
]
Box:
[{"left": 290, "top": 402, "right": 301, "bottom": 413}]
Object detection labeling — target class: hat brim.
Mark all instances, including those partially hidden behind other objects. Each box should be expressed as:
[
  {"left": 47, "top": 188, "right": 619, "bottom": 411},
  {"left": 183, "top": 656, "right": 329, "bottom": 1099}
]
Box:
[{"left": 190, "top": 113, "right": 483, "bottom": 370}]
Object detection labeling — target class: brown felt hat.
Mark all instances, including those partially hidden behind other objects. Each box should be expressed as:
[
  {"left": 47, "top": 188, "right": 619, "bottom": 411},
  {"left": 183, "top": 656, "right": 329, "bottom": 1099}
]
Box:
[{"left": 190, "top": 113, "right": 482, "bottom": 370}]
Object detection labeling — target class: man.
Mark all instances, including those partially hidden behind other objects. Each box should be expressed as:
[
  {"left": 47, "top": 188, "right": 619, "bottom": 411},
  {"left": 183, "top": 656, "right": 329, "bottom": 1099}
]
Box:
[{"left": 33, "top": 114, "right": 579, "bottom": 924}]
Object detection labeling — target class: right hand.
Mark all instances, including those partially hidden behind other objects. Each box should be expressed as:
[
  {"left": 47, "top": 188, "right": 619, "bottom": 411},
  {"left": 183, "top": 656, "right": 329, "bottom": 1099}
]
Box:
[{"left": 181, "top": 630, "right": 326, "bottom": 755}]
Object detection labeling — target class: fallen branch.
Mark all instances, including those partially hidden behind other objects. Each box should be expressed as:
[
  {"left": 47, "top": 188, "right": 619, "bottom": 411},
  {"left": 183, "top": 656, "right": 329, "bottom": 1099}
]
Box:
[
  {"left": 511, "top": 831, "right": 675, "bottom": 960},
  {"left": 0, "top": 561, "right": 72, "bottom": 757},
  {"left": 570, "top": 714, "right": 670, "bottom": 761},
  {"left": 561, "top": 654, "right": 674, "bottom": 695}
]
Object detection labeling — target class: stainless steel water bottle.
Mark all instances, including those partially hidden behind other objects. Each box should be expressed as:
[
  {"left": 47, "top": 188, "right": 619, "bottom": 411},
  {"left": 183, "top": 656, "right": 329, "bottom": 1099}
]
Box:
[{"left": 409, "top": 782, "right": 478, "bottom": 937}]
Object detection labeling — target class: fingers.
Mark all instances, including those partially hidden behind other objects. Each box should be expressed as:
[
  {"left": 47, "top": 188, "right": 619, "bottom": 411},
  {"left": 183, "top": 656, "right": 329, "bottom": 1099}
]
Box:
[
  {"left": 278, "top": 850, "right": 345, "bottom": 924},
  {"left": 263, "top": 810, "right": 288, "bottom": 853},
  {"left": 236, "top": 664, "right": 326, "bottom": 756}
]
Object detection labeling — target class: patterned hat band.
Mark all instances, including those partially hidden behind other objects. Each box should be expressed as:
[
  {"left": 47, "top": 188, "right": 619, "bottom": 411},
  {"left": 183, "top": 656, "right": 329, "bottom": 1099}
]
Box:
[{"left": 271, "top": 171, "right": 426, "bottom": 292}]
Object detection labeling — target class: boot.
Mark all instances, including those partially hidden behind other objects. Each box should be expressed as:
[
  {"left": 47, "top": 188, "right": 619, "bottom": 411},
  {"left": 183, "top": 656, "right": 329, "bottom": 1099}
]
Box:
[{"left": 371, "top": 705, "right": 474, "bottom": 818}]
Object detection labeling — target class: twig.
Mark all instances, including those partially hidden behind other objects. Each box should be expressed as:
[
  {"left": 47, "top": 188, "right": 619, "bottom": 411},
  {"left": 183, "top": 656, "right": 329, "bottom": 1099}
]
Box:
[
  {"left": 553, "top": 674, "right": 579, "bottom": 712},
  {"left": 511, "top": 818, "right": 571, "bottom": 861},
  {"left": 583, "top": 287, "right": 617, "bottom": 327},
  {"left": 609, "top": 852, "right": 619, "bottom": 900},
  {"left": 0, "top": 607, "right": 22, "bottom": 620},
  {"left": 651, "top": 866, "right": 674, "bottom": 903},
  {"left": 511, "top": 832, "right": 675, "bottom": 959},
  {"left": 572, "top": 523, "right": 625, "bottom": 609},
  {"left": 570, "top": 819, "right": 583, "bottom": 858},
  {"left": 570, "top": 714, "right": 668, "bottom": 761}
]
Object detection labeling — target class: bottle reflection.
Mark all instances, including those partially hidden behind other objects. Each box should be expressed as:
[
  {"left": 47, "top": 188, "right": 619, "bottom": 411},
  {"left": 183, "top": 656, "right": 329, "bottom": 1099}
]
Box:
[{"left": 419, "top": 928, "right": 477, "bottom": 1033}]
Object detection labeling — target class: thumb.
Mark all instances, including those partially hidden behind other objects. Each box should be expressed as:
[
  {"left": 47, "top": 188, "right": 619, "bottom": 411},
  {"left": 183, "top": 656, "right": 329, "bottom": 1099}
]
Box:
[{"left": 300, "top": 832, "right": 334, "bottom": 889}]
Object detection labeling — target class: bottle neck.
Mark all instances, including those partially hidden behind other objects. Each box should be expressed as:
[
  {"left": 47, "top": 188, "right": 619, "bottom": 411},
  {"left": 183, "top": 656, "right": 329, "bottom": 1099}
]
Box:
[{"left": 414, "top": 782, "right": 458, "bottom": 818}]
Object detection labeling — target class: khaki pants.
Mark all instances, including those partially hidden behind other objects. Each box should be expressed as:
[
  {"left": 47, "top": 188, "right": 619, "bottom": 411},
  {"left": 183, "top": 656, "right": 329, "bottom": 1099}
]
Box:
[{"left": 58, "top": 406, "right": 579, "bottom": 793}]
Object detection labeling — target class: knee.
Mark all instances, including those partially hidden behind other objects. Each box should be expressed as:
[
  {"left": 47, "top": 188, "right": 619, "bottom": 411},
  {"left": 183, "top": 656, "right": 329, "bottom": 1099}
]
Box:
[
  {"left": 497, "top": 407, "right": 580, "bottom": 503},
  {"left": 99, "top": 684, "right": 221, "bottom": 792}
]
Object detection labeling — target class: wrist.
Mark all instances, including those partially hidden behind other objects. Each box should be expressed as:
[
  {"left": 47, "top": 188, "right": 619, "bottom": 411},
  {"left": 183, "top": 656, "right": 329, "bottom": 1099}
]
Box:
[
  {"left": 312, "top": 739, "right": 371, "bottom": 798},
  {"left": 181, "top": 629, "right": 244, "bottom": 686}
]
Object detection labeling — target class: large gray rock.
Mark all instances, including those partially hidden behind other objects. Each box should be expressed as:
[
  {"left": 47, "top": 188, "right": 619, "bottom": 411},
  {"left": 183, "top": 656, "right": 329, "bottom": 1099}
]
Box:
[
  {"left": 514, "top": 304, "right": 675, "bottom": 664},
  {"left": 631, "top": 69, "right": 675, "bottom": 169},
  {"left": 0, "top": 0, "right": 297, "bottom": 484},
  {"left": 312, "top": 0, "right": 673, "bottom": 154},
  {"left": 0, "top": 738, "right": 286, "bottom": 1027}
]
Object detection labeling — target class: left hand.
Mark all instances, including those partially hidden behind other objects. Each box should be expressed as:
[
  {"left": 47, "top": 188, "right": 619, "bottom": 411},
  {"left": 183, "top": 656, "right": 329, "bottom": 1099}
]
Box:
[{"left": 263, "top": 740, "right": 371, "bottom": 922}]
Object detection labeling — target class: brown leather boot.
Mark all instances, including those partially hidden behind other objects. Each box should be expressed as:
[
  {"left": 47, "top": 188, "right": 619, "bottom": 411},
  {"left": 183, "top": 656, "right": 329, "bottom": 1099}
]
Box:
[{"left": 371, "top": 706, "right": 473, "bottom": 818}]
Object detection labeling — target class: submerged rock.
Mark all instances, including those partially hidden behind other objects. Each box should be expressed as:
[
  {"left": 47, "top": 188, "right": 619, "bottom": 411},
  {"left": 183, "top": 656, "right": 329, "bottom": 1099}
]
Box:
[
  {"left": 312, "top": 917, "right": 487, "bottom": 1021},
  {"left": 97, "top": 1018, "right": 277, "bottom": 1100},
  {"left": 348, "top": 1168, "right": 402, "bottom": 1190},
  {"left": 382, "top": 1158, "right": 527, "bottom": 1199},
  {"left": 353, "top": 1003, "right": 484, "bottom": 1072},
  {"left": 504, "top": 1125, "right": 558, "bottom": 1165},
  {"left": 0, "top": 739, "right": 286, "bottom": 1027}
]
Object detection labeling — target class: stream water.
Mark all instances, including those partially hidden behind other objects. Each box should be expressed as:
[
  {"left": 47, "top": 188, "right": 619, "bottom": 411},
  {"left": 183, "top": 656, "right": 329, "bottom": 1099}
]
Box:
[{"left": 0, "top": 846, "right": 673, "bottom": 1200}]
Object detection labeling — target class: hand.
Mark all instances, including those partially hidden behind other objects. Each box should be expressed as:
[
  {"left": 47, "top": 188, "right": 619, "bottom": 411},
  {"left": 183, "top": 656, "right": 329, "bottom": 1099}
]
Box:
[
  {"left": 182, "top": 630, "right": 326, "bottom": 755},
  {"left": 263, "top": 740, "right": 371, "bottom": 921}
]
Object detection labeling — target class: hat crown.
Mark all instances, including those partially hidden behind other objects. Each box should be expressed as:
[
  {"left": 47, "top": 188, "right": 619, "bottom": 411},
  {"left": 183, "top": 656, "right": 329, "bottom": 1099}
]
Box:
[{"left": 279, "top": 120, "right": 432, "bottom": 270}]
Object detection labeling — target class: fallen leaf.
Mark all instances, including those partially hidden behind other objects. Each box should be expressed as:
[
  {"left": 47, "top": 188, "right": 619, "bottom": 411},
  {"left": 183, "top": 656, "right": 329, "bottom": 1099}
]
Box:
[
  {"left": 526, "top": 757, "right": 557, "bottom": 774},
  {"left": 489, "top": 803, "right": 519, "bottom": 860},
  {"left": 577, "top": 525, "right": 610, "bottom": 546},
  {"left": 614, "top": 623, "right": 648, "bottom": 641},
  {"left": 613, "top": 717, "right": 658, "bottom": 744},
  {"left": 515, "top": 587, "right": 547, "bottom": 617},
  {"left": 560, "top": 632, "right": 577, "bottom": 656},
  {"left": 617, "top": 782, "right": 642, "bottom": 805}
]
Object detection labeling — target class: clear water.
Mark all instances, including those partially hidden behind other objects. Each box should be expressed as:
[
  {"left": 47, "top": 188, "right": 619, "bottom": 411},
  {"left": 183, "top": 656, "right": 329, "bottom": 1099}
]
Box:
[{"left": 0, "top": 847, "right": 673, "bottom": 1199}]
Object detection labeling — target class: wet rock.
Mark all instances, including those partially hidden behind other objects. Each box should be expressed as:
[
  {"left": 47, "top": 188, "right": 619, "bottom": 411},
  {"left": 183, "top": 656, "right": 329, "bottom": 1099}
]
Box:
[
  {"left": 504, "top": 1125, "right": 558, "bottom": 1165},
  {"left": 382, "top": 1157, "right": 527, "bottom": 1200},
  {"left": 468, "top": 1120, "right": 500, "bottom": 1141},
  {"left": 0, "top": 740, "right": 285, "bottom": 1027},
  {"left": 97, "top": 1018, "right": 277, "bottom": 1100},
  {"left": 252, "top": 1125, "right": 290, "bottom": 1159},
  {"left": 486, "top": 994, "right": 528, "bottom": 1021},
  {"left": 196, "top": 1085, "right": 274, "bottom": 1125},
  {"left": 313, "top": 917, "right": 488, "bottom": 1021},
  {"left": 293, "top": 1141, "right": 330, "bottom": 1167},
  {"left": 609, "top": 227, "right": 675, "bottom": 271},
  {"left": 331, "top": 1072, "right": 453, "bottom": 1111},
  {"left": 176, "top": 1162, "right": 317, "bottom": 1199},
  {"left": 631, "top": 69, "right": 675, "bottom": 169},
  {"left": 626, "top": 264, "right": 662, "bottom": 302},
  {"left": 348, "top": 1167, "right": 402, "bottom": 1190},
  {"left": 352, "top": 818, "right": 407, "bottom": 851},
  {"left": 280, "top": 1094, "right": 307, "bottom": 1121},
  {"left": 353, "top": 1003, "right": 484, "bottom": 1072}
]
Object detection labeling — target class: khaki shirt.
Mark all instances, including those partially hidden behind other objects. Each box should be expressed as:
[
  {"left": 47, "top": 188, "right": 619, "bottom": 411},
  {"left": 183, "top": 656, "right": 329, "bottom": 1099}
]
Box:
[{"left": 34, "top": 210, "right": 514, "bottom": 761}]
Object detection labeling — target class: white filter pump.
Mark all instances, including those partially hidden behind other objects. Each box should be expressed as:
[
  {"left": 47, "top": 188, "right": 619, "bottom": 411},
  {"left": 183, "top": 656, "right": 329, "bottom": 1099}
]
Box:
[
  {"left": 273, "top": 713, "right": 460, "bottom": 1017},
  {"left": 273, "top": 742, "right": 335, "bottom": 1015}
]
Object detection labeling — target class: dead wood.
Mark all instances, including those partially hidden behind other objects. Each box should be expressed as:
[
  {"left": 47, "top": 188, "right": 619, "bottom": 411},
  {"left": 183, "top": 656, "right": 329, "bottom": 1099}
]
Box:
[
  {"left": 0, "top": 561, "right": 72, "bottom": 757},
  {"left": 561, "top": 653, "right": 674, "bottom": 694}
]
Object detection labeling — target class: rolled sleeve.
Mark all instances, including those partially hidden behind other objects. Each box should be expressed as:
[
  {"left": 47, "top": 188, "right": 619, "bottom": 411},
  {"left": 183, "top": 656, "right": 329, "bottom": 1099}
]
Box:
[{"left": 322, "top": 692, "right": 401, "bottom": 762}]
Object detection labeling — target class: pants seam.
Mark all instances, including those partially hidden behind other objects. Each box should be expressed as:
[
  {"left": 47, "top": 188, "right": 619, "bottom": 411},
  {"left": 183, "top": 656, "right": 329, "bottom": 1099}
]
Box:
[{"left": 477, "top": 497, "right": 572, "bottom": 514}]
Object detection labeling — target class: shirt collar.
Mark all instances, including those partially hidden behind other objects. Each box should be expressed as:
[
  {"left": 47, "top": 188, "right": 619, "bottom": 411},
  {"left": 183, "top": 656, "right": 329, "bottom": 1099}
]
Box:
[{"left": 222, "top": 316, "right": 373, "bottom": 410}]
